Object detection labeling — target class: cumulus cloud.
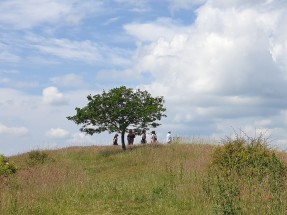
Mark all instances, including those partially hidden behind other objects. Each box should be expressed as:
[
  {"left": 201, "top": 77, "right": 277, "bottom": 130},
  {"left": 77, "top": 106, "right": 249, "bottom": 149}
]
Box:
[
  {"left": 0, "top": 123, "right": 28, "bottom": 136},
  {"left": 128, "top": 0, "right": 287, "bottom": 140},
  {"left": 46, "top": 128, "right": 69, "bottom": 138},
  {"left": 2, "top": 0, "right": 287, "bottom": 155},
  {"left": 42, "top": 86, "right": 68, "bottom": 105}
]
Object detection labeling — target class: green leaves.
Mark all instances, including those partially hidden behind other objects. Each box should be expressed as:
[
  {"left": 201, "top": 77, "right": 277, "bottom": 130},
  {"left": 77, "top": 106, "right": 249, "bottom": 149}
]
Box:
[
  {"left": 67, "top": 86, "right": 166, "bottom": 148},
  {"left": 0, "top": 155, "right": 17, "bottom": 176}
]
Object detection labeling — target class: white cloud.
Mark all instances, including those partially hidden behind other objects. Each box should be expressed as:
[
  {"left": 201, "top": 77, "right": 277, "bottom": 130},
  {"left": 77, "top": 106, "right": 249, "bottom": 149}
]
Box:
[
  {"left": 42, "top": 86, "right": 68, "bottom": 105},
  {"left": 0, "top": 52, "right": 20, "bottom": 62},
  {"left": 50, "top": 74, "right": 86, "bottom": 88},
  {"left": 207, "top": 0, "right": 276, "bottom": 8},
  {"left": 0, "top": 123, "right": 28, "bottom": 136},
  {"left": 0, "top": 88, "right": 39, "bottom": 118},
  {"left": 102, "top": 16, "right": 121, "bottom": 26},
  {"left": 26, "top": 56, "right": 61, "bottom": 65},
  {"left": 168, "top": 0, "right": 207, "bottom": 11},
  {"left": 0, "top": 42, "right": 20, "bottom": 62},
  {"left": 95, "top": 68, "right": 143, "bottom": 83},
  {"left": 24, "top": 35, "right": 131, "bottom": 65},
  {"left": 68, "top": 132, "right": 95, "bottom": 145},
  {"left": 46, "top": 128, "right": 69, "bottom": 138},
  {"left": 2, "top": 0, "right": 287, "bottom": 155},
  {"left": 124, "top": 18, "right": 190, "bottom": 42},
  {"left": 29, "top": 37, "right": 101, "bottom": 63},
  {"left": 0, "top": 0, "right": 104, "bottom": 29},
  {"left": 0, "top": 78, "right": 38, "bottom": 89},
  {"left": 128, "top": 0, "right": 287, "bottom": 143},
  {"left": 0, "top": 87, "right": 99, "bottom": 155},
  {"left": 134, "top": 1, "right": 287, "bottom": 95},
  {"left": 0, "top": 69, "right": 19, "bottom": 74},
  {"left": 114, "top": 0, "right": 150, "bottom": 12}
]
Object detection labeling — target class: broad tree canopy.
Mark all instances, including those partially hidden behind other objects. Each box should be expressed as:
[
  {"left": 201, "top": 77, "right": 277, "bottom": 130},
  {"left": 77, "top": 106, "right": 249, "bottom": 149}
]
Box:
[{"left": 67, "top": 86, "right": 166, "bottom": 150}]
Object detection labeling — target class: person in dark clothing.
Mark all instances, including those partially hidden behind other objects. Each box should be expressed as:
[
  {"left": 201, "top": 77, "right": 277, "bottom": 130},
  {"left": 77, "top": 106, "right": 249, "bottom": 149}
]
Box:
[
  {"left": 141, "top": 130, "right": 147, "bottom": 144},
  {"left": 127, "top": 129, "right": 135, "bottom": 145},
  {"left": 113, "top": 134, "right": 119, "bottom": 145}
]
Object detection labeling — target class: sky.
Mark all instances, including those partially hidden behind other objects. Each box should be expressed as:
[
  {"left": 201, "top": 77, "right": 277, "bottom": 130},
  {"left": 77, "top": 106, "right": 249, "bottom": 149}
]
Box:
[{"left": 1, "top": 0, "right": 287, "bottom": 156}]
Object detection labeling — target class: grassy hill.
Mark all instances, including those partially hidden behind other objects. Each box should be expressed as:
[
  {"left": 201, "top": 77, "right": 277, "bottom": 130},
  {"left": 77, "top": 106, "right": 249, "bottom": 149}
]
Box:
[{"left": 1, "top": 141, "right": 287, "bottom": 215}]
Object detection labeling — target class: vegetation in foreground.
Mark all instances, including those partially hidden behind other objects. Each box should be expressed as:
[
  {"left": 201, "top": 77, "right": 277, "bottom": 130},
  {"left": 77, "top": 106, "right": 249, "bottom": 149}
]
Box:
[
  {"left": 204, "top": 136, "right": 287, "bottom": 214},
  {"left": 1, "top": 137, "right": 287, "bottom": 215}
]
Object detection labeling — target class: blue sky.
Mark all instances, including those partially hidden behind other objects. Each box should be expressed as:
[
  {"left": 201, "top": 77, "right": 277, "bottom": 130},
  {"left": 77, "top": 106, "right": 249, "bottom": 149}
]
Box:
[{"left": 1, "top": 0, "right": 287, "bottom": 156}]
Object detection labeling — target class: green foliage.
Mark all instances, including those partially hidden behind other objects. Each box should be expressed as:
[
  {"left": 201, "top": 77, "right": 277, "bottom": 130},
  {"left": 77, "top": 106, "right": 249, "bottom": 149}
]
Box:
[
  {"left": 26, "top": 150, "right": 51, "bottom": 166},
  {"left": 67, "top": 86, "right": 166, "bottom": 149},
  {"left": 0, "top": 154, "right": 17, "bottom": 176},
  {"left": 204, "top": 135, "right": 287, "bottom": 215}
]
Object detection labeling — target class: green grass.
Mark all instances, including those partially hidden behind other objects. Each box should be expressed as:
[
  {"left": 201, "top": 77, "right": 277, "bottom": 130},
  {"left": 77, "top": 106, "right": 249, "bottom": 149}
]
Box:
[{"left": 1, "top": 141, "right": 286, "bottom": 215}]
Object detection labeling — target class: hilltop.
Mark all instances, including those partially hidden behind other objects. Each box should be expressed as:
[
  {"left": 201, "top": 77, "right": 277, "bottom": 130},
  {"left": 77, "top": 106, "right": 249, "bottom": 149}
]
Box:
[{"left": 1, "top": 142, "right": 287, "bottom": 214}]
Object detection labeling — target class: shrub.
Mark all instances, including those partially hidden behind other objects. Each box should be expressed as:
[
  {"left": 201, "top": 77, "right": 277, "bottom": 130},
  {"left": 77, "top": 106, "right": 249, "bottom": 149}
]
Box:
[
  {"left": 204, "top": 135, "right": 287, "bottom": 215},
  {"left": 26, "top": 150, "right": 51, "bottom": 166},
  {"left": 0, "top": 154, "right": 17, "bottom": 176}
]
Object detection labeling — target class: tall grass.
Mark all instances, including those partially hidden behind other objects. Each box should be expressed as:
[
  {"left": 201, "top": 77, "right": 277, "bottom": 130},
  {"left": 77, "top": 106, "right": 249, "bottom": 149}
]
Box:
[
  {"left": 0, "top": 142, "right": 215, "bottom": 215},
  {"left": 204, "top": 135, "right": 287, "bottom": 215},
  {"left": 0, "top": 138, "right": 286, "bottom": 215}
]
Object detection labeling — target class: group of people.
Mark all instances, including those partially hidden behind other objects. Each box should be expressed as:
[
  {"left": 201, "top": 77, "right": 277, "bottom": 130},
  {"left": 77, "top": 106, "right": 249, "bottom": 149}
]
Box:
[{"left": 113, "top": 130, "right": 172, "bottom": 145}]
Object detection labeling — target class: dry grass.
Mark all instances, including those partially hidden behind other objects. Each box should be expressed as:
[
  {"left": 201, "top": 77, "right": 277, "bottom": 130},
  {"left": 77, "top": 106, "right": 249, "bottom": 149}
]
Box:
[{"left": 1, "top": 140, "right": 286, "bottom": 214}]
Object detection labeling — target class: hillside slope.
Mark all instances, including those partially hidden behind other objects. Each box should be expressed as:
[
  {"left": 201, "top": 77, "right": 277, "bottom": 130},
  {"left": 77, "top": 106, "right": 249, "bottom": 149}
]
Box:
[{"left": 1, "top": 143, "right": 216, "bottom": 215}]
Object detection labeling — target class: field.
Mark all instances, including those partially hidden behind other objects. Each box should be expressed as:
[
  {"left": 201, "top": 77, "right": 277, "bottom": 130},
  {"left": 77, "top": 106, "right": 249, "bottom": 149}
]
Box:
[{"left": 1, "top": 140, "right": 287, "bottom": 215}]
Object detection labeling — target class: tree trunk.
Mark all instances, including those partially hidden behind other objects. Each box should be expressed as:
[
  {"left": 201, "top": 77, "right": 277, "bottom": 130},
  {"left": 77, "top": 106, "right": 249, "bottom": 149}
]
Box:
[{"left": 121, "top": 131, "right": 126, "bottom": 150}]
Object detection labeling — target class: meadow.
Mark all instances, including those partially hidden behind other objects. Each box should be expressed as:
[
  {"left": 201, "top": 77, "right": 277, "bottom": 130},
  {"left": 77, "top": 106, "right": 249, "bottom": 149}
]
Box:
[{"left": 1, "top": 138, "right": 287, "bottom": 215}]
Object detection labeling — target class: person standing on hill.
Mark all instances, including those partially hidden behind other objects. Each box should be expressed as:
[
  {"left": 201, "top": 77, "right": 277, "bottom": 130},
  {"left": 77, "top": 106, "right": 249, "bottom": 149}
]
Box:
[
  {"left": 151, "top": 131, "right": 157, "bottom": 144},
  {"left": 141, "top": 130, "right": 147, "bottom": 144},
  {"left": 166, "top": 131, "right": 172, "bottom": 144},
  {"left": 127, "top": 129, "right": 135, "bottom": 145},
  {"left": 113, "top": 134, "right": 119, "bottom": 145}
]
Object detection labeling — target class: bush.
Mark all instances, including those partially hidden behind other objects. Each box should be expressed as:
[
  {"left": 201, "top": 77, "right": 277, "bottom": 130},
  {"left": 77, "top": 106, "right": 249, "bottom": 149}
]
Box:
[
  {"left": 204, "top": 135, "right": 287, "bottom": 215},
  {"left": 26, "top": 150, "right": 51, "bottom": 166},
  {"left": 0, "top": 155, "right": 17, "bottom": 176}
]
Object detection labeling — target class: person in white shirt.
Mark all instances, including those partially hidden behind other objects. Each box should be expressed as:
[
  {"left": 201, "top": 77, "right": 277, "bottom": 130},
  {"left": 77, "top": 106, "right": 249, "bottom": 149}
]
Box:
[{"left": 166, "top": 131, "right": 172, "bottom": 143}]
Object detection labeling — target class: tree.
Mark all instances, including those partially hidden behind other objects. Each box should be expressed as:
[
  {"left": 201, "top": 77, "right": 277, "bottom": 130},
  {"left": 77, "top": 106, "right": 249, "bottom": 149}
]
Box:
[{"left": 67, "top": 86, "right": 166, "bottom": 150}]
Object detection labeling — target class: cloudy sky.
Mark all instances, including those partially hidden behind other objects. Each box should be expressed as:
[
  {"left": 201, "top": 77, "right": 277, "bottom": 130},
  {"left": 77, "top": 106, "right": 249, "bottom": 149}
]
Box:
[{"left": 1, "top": 0, "right": 287, "bottom": 156}]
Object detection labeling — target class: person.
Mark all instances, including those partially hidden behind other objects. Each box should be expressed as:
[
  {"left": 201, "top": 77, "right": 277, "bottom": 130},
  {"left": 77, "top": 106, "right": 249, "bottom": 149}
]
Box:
[
  {"left": 127, "top": 129, "right": 135, "bottom": 145},
  {"left": 151, "top": 131, "right": 157, "bottom": 144},
  {"left": 166, "top": 131, "right": 172, "bottom": 144},
  {"left": 141, "top": 130, "right": 147, "bottom": 144},
  {"left": 113, "top": 134, "right": 118, "bottom": 145}
]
